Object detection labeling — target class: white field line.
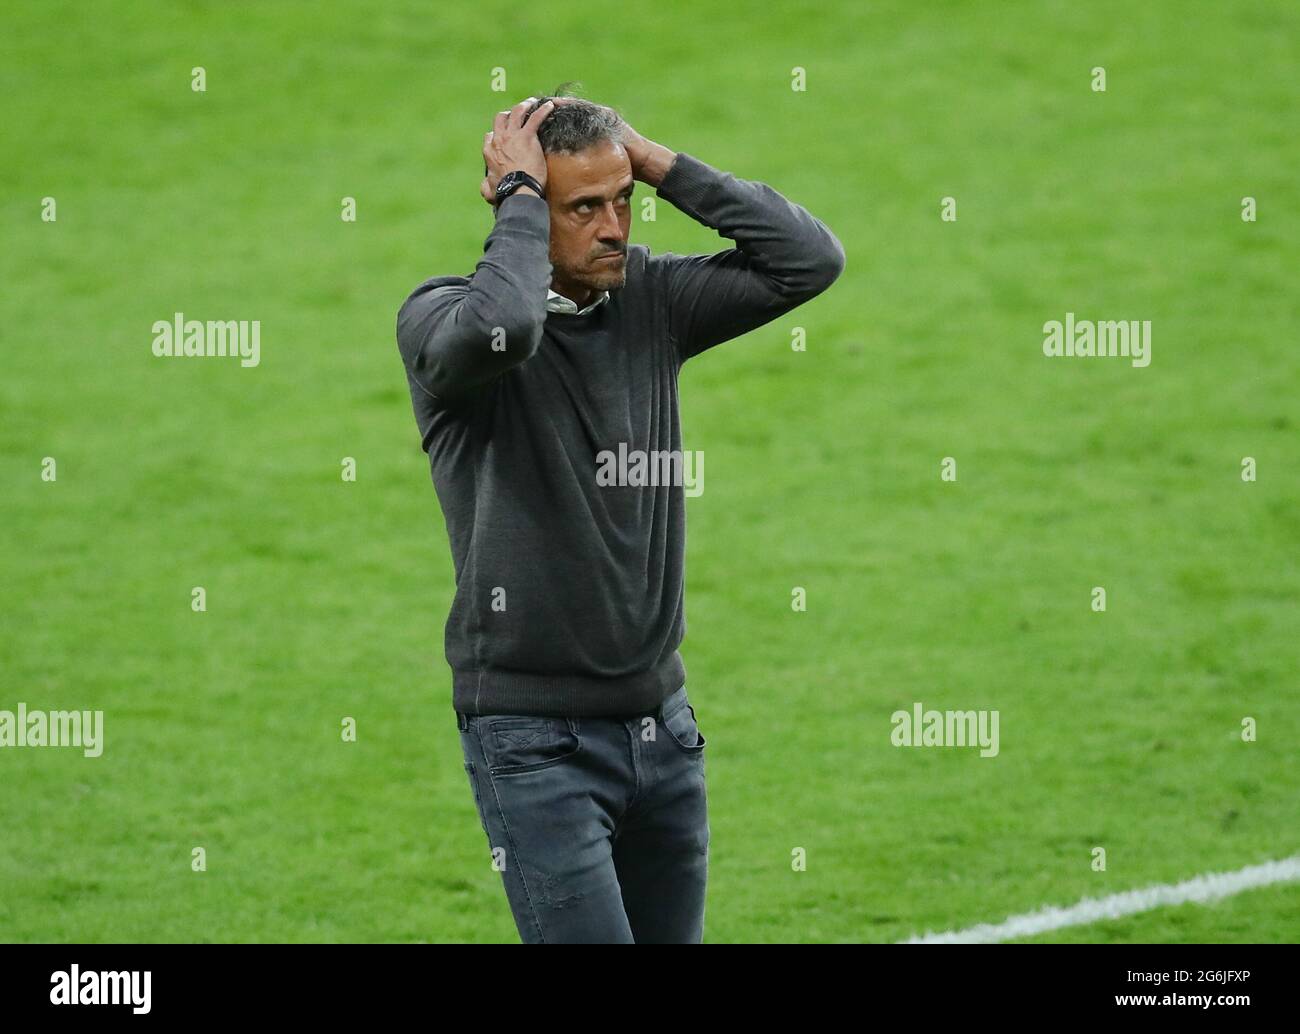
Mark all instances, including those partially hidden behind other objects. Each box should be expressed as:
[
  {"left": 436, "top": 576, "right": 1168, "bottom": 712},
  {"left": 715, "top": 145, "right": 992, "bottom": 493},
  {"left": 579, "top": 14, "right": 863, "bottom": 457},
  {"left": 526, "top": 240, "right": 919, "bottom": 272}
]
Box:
[{"left": 902, "top": 855, "right": 1300, "bottom": 944}]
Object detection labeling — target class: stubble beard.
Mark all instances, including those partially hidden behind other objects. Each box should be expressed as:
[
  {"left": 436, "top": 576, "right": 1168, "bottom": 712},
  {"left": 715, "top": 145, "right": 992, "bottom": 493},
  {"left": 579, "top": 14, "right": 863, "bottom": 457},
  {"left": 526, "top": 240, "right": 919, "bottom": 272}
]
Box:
[{"left": 557, "top": 259, "right": 626, "bottom": 296}]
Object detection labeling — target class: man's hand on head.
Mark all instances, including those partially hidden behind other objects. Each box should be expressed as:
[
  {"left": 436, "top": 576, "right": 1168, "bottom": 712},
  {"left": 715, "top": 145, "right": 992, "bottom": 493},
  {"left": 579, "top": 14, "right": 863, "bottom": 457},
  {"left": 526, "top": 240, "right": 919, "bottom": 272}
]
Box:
[
  {"left": 480, "top": 96, "right": 556, "bottom": 205},
  {"left": 550, "top": 97, "right": 677, "bottom": 187}
]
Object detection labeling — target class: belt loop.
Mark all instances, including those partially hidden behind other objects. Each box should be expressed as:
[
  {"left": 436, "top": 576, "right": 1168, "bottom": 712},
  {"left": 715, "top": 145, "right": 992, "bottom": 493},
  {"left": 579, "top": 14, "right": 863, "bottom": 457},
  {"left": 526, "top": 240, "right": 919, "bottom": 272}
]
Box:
[{"left": 457, "top": 712, "right": 469, "bottom": 732}]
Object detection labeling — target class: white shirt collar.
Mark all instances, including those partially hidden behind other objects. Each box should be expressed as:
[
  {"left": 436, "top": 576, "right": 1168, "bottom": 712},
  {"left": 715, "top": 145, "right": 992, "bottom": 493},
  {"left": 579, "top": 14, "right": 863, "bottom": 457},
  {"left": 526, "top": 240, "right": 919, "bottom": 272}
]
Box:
[{"left": 547, "top": 288, "right": 610, "bottom": 316}]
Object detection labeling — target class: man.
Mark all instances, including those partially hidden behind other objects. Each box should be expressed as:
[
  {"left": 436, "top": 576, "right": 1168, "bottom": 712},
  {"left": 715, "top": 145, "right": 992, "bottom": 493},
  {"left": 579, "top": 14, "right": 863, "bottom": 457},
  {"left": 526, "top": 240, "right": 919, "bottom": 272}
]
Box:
[{"left": 395, "top": 90, "right": 844, "bottom": 943}]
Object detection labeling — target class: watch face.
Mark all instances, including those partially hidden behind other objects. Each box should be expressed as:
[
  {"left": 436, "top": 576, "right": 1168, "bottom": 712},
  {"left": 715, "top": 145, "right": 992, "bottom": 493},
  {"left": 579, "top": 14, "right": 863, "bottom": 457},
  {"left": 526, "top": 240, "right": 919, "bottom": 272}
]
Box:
[{"left": 496, "top": 173, "right": 519, "bottom": 198}]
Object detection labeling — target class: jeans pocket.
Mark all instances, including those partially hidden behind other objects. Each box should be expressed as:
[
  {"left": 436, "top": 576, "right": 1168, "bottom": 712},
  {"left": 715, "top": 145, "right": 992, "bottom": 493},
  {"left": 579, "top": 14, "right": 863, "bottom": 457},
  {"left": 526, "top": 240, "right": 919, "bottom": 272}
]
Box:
[
  {"left": 463, "top": 760, "right": 489, "bottom": 835},
  {"left": 661, "top": 693, "right": 706, "bottom": 754},
  {"left": 480, "top": 715, "right": 581, "bottom": 774}
]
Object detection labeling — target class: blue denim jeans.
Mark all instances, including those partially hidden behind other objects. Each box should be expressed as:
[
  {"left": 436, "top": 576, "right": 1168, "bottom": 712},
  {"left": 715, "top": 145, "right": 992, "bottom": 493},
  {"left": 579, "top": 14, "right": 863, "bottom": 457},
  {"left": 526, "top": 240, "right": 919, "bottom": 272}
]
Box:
[{"left": 456, "top": 683, "right": 709, "bottom": 943}]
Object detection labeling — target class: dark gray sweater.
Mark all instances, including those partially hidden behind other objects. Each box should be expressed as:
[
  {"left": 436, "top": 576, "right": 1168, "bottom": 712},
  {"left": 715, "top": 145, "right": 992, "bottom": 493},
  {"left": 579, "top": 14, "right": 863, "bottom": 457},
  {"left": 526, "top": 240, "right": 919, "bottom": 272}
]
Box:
[{"left": 396, "top": 152, "right": 844, "bottom": 717}]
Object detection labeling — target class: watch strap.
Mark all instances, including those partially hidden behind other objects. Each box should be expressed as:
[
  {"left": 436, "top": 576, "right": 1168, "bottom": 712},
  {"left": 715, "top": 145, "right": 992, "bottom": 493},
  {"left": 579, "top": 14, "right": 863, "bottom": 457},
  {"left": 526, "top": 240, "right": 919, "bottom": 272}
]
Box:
[{"left": 496, "top": 170, "right": 545, "bottom": 203}]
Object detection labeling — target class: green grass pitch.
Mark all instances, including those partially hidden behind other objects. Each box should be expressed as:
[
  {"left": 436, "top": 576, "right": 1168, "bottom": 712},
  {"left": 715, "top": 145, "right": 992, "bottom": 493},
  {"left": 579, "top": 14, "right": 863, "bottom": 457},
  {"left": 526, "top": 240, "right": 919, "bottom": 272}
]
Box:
[{"left": 1, "top": 0, "right": 1297, "bottom": 942}]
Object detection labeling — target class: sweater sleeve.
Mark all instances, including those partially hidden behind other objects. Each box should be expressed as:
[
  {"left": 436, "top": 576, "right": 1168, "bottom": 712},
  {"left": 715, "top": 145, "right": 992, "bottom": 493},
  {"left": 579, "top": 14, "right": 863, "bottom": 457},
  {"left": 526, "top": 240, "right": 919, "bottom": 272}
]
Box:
[
  {"left": 396, "top": 193, "right": 553, "bottom": 402},
  {"left": 649, "top": 152, "right": 845, "bottom": 363}
]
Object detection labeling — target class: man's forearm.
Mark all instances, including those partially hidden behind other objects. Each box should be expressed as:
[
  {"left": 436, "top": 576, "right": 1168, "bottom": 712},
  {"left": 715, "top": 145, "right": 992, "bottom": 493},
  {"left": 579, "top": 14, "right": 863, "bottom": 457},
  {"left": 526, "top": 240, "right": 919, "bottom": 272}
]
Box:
[
  {"left": 397, "top": 193, "right": 552, "bottom": 401},
  {"left": 649, "top": 152, "right": 845, "bottom": 359},
  {"left": 656, "top": 152, "right": 844, "bottom": 293}
]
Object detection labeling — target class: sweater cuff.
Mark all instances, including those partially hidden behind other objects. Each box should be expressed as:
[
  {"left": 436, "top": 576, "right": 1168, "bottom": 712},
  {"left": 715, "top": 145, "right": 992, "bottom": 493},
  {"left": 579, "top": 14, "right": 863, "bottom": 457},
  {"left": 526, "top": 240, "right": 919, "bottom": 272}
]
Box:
[
  {"left": 492, "top": 191, "right": 550, "bottom": 238},
  {"left": 655, "top": 152, "right": 722, "bottom": 222}
]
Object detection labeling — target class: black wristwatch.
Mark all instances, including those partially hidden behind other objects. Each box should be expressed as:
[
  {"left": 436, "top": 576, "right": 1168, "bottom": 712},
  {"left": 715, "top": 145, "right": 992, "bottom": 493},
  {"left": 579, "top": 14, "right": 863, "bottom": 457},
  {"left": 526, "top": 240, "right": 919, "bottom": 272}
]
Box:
[{"left": 495, "top": 170, "right": 545, "bottom": 204}]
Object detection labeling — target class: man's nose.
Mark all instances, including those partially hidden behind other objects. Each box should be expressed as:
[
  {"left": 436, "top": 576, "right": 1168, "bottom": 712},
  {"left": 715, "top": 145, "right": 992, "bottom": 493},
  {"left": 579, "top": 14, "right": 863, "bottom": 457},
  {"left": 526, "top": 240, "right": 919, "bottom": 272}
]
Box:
[{"left": 595, "top": 202, "right": 624, "bottom": 244}]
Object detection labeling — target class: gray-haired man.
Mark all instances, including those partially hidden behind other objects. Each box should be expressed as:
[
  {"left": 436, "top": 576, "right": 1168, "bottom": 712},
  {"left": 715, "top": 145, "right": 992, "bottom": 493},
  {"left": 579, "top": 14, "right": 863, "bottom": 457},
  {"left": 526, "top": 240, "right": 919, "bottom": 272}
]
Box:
[{"left": 396, "top": 90, "right": 844, "bottom": 943}]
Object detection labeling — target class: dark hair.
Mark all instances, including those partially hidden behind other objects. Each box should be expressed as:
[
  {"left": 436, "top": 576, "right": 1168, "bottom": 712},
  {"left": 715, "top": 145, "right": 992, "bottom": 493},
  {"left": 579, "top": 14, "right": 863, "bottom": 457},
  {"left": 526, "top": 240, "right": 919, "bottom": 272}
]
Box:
[{"left": 525, "top": 82, "right": 624, "bottom": 155}]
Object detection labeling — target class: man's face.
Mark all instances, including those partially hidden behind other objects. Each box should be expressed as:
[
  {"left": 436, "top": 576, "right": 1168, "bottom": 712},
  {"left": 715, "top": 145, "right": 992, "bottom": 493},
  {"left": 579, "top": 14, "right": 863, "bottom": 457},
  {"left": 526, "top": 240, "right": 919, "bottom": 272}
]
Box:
[{"left": 544, "top": 138, "right": 634, "bottom": 299}]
